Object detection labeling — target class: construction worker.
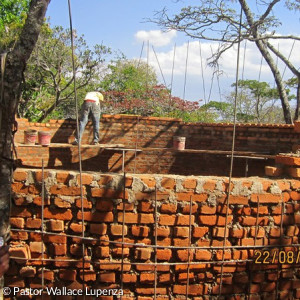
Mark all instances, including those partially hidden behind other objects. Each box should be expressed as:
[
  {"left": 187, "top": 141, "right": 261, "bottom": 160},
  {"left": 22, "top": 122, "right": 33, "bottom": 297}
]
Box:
[{"left": 72, "top": 91, "right": 104, "bottom": 145}]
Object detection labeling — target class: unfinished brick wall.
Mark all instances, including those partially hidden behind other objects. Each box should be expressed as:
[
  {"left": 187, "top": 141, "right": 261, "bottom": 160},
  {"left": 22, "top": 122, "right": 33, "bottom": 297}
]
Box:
[
  {"left": 6, "top": 169, "right": 300, "bottom": 299},
  {"left": 14, "top": 116, "right": 299, "bottom": 176}
]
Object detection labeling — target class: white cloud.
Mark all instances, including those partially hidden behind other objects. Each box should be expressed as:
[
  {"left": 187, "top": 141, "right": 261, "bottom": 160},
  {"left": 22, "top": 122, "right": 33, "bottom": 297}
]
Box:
[
  {"left": 135, "top": 38, "right": 300, "bottom": 101},
  {"left": 135, "top": 30, "right": 177, "bottom": 47}
]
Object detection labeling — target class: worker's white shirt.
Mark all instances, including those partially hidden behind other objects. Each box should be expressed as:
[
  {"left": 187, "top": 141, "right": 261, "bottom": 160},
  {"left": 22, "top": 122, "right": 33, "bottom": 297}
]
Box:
[{"left": 84, "top": 92, "right": 104, "bottom": 105}]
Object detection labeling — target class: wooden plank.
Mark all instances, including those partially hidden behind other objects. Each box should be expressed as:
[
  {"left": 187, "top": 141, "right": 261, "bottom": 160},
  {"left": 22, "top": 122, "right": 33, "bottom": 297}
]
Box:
[{"left": 15, "top": 142, "right": 125, "bottom": 148}]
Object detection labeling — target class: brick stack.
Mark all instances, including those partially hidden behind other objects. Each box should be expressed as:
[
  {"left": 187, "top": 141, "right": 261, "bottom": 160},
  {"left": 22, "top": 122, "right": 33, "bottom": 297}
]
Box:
[{"left": 6, "top": 169, "right": 300, "bottom": 299}]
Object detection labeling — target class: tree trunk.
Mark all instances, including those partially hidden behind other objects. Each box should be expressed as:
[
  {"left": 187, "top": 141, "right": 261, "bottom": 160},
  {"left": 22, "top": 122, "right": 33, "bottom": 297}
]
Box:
[
  {"left": 239, "top": 0, "right": 293, "bottom": 124},
  {"left": 0, "top": 0, "right": 50, "bottom": 287},
  {"left": 294, "top": 79, "right": 300, "bottom": 121}
]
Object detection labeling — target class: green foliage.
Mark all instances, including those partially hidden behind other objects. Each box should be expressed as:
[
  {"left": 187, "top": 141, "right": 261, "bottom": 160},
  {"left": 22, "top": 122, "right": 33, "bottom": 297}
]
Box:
[
  {"left": 20, "top": 24, "right": 111, "bottom": 121},
  {"left": 0, "top": 0, "right": 30, "bottom": 51},
  {"left": 100, "top": 59, "right": 158, "bottom": 97}
]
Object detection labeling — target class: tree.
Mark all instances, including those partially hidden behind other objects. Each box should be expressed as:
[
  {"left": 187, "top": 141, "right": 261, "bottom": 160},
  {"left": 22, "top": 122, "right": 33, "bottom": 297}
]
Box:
[
  {"left": 153, "top": 0, "right": 300, "bottom": 124},
  {"left": 100, "top": 59, "right": 158, "bottom": 97},
  {"left": 20, "top": 24, "right": 111, "bottom": 122},
  {"left": 0, "top": 0, "right": 30, "bottom": 52},
  {"left": 0, "top": 0, "right": 50, "bottom": 280}
]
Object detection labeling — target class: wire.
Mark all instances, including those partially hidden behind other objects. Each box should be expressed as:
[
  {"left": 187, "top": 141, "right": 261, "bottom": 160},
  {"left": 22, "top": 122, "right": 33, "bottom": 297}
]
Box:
[
  {"left": 218, "top": 6, "right": 243, "bottom": 298},
  {"left": 183, "top": 41, "right": 189, "bottom": 100},
  {"left": 67, "top": 0, "right": 86, "bottom": 297}
]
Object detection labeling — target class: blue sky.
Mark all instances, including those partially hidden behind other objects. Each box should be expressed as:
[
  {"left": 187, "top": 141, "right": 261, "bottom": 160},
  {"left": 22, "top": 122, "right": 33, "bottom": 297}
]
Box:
[{"left": 46, "top": 0, "right": 300, "bottom": 103}]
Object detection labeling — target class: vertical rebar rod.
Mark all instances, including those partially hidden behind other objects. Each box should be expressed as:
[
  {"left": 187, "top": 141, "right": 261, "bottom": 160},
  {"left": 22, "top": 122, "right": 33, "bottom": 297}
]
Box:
[
  {"left": 218, "top": 6, "right": 243, "bottom": 298},
  {"left": 183, "top": 41, "right": 189, "bottom": 100},
  {"left": 134, "top": 116, "right": 140, "bottom": 174},
  {"left": 67, "top": 0, "right": 85, "bottom": 296},
  {"left": 154, "top": 184, "right": 158, "bottom": 298},
  {"left": 41, "top": 159, "right": 45, "bottom": 298},
  {"left": 186, "top": 195, "right": 193, "bottom": 299},
  {"left": 275, "top": 195, "right": 285, "bottom": 299},
  {"left": 248, "top": 196, "right": 261, "bottom": 298},
  {"left": 120, "top": 168, "right": 127, "bottom": 298},
  {"left": 199, "top": 41, "right": 207, "bottom": 104}
]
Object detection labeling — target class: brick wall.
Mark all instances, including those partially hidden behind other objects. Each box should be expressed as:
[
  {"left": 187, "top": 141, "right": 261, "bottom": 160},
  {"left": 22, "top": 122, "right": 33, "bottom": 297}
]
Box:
[
  {"left": 14, "top": 116, "right": 299, "bottom": 176},
  {"left": 6, "top": 169, "right": 300, "bottom": 299}
]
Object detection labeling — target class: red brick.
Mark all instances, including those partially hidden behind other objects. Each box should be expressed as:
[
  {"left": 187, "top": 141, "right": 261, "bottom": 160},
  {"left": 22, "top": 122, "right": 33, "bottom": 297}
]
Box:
[
  {"left": 98, "top": 273, "right": 116, "bottom": 283},
  {"left": 77, "top": 211, "right": 113, "bottom": 222},
  {"left": 135, "top": 287, "right": 167, "bottom": 295},
  {"left": 117, "top": 202, "right": 135, "bottom": 211},
  {"left": 275, "top": 155, "right": 300, "bottom": 166},
  {"left": 181, "top": 203, "right": 198, "bottom": 214},
  {"left": 251, "top": 194, "right": 282, "bottom": 204},
  {"left": 95, "top": 200, "right": 114, "bottom": 211},
  {"left": 10, "top": 217, "right": 25, "bottom": 229},
  {"left": 111, "top": 224, "right": 127, "bottom": 236},
  {"left": 269, "top": 227, "right": 282, "bottom": 237},
  {"left": 195, "top": 250, "right": 212, "bottom": 260},
  {"left": 59, "top": 269, "right": 77, "bottom": 281},
  {"left": 176, "top": 249, "right": 194, "bottom": 261},
  {"left": 265, "top": 166, "right": 283, "bottom": 177},
  {"left": 173, "top": 284, "right": 203, "bottom": 295},
  {"left": 199, "top": 215, "right": 217, "bottom": 225},
  {"left": 203, "top": 180, "right": 216, "bottom": 190},
  {"left": 70, "top": 244, "right": 87, "bottom": 256},
  {"left": 95, "top": 246, "right": 110, "bottom": 258},
  {"left": 44, "top": 233, "right": 67, "bottom": 244},
  {"left": 50, "top": 185, "right": 84, "bottom": 196},
  {"left": 289, "top": 168, "right": 300, "bottom": 178},
  {"left": 161, "top": 177, "right": 176, "bottom": 189},
  {"left": 140, "top": 272, "right": 155, "bottom": 283},
  {"left": 199, "top": 205, "right": 216, "bottom": 214},
  {"left": 156, "top": 227, "right": 170, "bottom": 237},
  {"left": 228, "top": 195, "right": 249, "bottom": 205},
  {"left": 20, "top": 266, "right": 36, "bottom": 277},
  {"left": 193, "top": 227, "right": 209, "bottom": 238},
  {"left": 90, "top": 223, "right": 107, "bottom": 235},
  {"left": 213, "top": 227, "right": 229, "bottom": 238},
  {"left": 135, "top": 248, "right": 152, "bottom": 260},
  {"left": 156, "top": 249, "right": 172, "bottom": 261},
  {"left": 37, "top": 269, "right": 54, "bottom": 281},
  {"left": 41, "top": 207, "right": 72, "bottom": 221},
  {"left": 56, "top": 172, "right": 70, "bottom": 184},
  {"left": 122, "top": 273, "right": 137, "bottom": 283},
  {"left": 132, "top": 225, "right": 149, "bottom": 237},
  {"left": 70, "top": 222, "right": 85, "bottom": 233},
  {"left": 91, "top": 188, "right": 128, "bottom": 199},
  {"left": 29, "top": 242, "right": 45, "bottom": 254},
  {"left": 138, "top": 201, "right": 154, "bottom": 212},
  {"left": 54, "top": 197, "right": 71, "bottom": 208},
  {"left": 250, "top": 227, "right": 265, "bottom": 238},
  {"left": 160, "top": 203, "right": 177, "bottom": 213},
  {"left": 47, "top": 220, "right": 64, "bottom": 232},
  {"left": 13, "top": 170, "right": 27, "bottom": 181},
  {"left": 111, "top": 247, "right": 130, "bottom": 257},
  {"left": 176, "top": 215, "right": 195, "bottom": 225},
  {"left": 10, "top": 206, "right": 32, "bottom": 218},
  {"left": 174, "top": 227, "right": 190, "bottom": 238},
  {"left": 26, "top": 218, "right": 42, "bottom": 229},
  {"left": 140, "top": 176, "right": 156, "bottom": 188},
  {"left": 183, "top": 179, "right": 197, "bottom": 189},
  {"left": 159, "top": 214, "right": 175, "bottom": 225},
  {"left": 79, "top": 270, "right": 96, "bottom": 281},
  {"left": 97, "top": 175, "right": 113, "bottom": 185},
  {"left": 290, "top": 191, "right": 300, "bottom": 201},
  {"left": 51, "top": 243, "right": 67, "bottom": 256},
  {"left": 76, "top": 173, "right": 93, "bottom": 185}
]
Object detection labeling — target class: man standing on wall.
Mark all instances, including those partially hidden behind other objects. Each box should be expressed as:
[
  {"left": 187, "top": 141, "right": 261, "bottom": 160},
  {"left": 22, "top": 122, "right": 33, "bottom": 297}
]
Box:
[{"left": 72, "top": 91, "right": 104, "bottom": 145}]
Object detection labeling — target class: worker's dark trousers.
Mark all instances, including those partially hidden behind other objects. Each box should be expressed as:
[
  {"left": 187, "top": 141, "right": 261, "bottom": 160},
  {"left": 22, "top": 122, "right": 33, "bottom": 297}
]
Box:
[{"left": 75, "top": 101, "right": 100, "bottom": 143}]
